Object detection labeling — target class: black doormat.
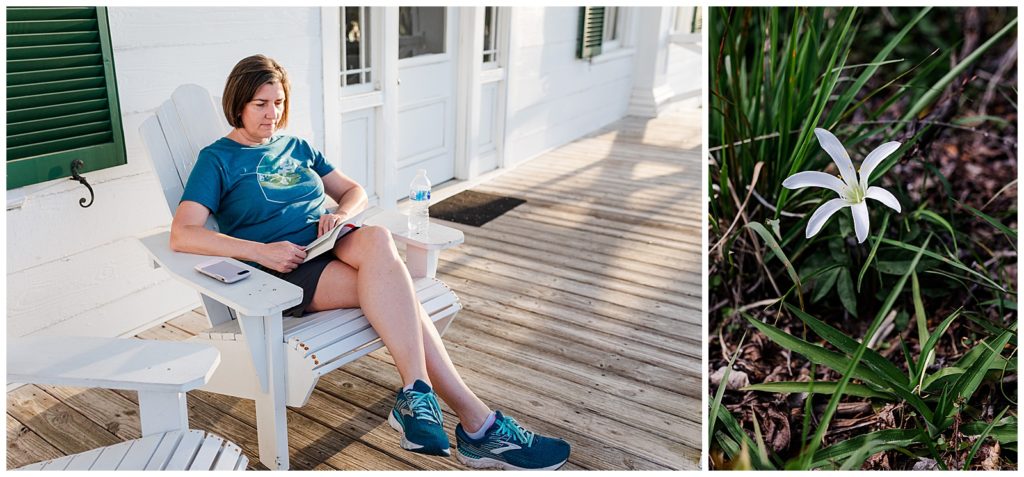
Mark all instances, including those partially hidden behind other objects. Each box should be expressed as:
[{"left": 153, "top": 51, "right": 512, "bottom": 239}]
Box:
[{"left": 429, "top": 189, "right": 526, "bottom": 227}]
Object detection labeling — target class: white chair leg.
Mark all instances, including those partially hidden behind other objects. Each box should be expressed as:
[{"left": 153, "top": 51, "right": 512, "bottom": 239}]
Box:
[
  {"left": 138, "top": 391, "right": 189, "bottom": 436},
  {"left": 406, "top": 246, "right": 440, "bottom": 279},
  {"left": 239, "top": 312, "right": 290, "bottom": 470}
]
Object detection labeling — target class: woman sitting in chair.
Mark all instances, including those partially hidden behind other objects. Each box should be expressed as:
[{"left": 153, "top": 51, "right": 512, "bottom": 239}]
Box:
[{"left": 170, "top": 54, "right": 570, "bottom": 470}]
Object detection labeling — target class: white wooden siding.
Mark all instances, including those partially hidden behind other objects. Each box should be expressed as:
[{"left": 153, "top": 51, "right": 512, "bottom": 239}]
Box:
[{"left": 503, "top": 7, "right": 635, "bottom": 167}]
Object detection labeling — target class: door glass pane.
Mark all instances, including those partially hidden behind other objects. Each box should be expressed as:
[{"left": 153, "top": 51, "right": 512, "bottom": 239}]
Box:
[
  {"left": 603, "top": 7, "right": 619, "bottom": 42},
  {"left": 399, "top": 7, "right": 445, "bottom": 59},
  {"left": 482, "top": 7, "right": 496, "bottom": 63},
  {"left": 340, "top": 7, "right": 371, "bottom": 87}
]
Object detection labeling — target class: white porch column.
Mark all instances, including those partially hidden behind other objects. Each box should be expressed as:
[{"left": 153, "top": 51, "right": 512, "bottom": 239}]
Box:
[
  {"left": 380, "top": 7, "right": 401, "bottom": 208},
  {"left": 628, "top": 7, "right": 674, "bottom": 118},
  {"left": 455, "top": 7, "right": 484, "bottom": 181}
]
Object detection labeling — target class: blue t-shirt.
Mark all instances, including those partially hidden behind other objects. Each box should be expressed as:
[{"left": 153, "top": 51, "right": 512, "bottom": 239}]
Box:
[{"left": 180, "top": 135, "right": 335, "bottom": 246}]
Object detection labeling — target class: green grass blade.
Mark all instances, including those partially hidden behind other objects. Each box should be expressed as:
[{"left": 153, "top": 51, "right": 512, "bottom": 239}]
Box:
[
  {"left": 917, "top": 308, "right": 962, "bottom": 389},
  {"left": 962, "top": 407, "right": 1009, "bottom": 470},
  {"left": 881, "top": 238, "right": 1008, "bottom": 293},
  {"left": 959, "top": 200, "right": 1017, "bottom": 247},
  {"left": 709, "top": 331, "right": 747, "bottom": 445},
  {"left": 935, "top": 325, "right": 1016, "bottom": 431},
  {"left": 911, "top": 209, "right": 958, "bottom": 250},
  {"left": 800, "top": 235, "right": 932, "bottom": 467},
  {"left": 784, "top": 302, "right": 910, "bottom": 390},
  {"left": 811, "top": 429, "right": 923, "bottom": 469},
  {"left": 716, "top": 406, "right": 778, "bottom": 469},
  {"left": 746, "top": 222, "right": 805, "bottom": 307},
  {"left": 961, "top": 416, "right": 1017, "bottom": 444},
  {"left": 911, "top": 271, "right": 931, "bottom": 369},
  {"left": 744, "top": 381, "right": 891, "bottom": 399},
  {"left": 901, "top": 17, "right": 1019, "bottom": 122},
  {"left": 744, "top": 314, "right": 888, "bottom": 386},
  {"left": 856, "top": 213, "right": 889, "bottom": 292}
]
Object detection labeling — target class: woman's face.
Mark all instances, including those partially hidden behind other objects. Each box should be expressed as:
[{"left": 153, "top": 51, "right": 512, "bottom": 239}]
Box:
[{"left": 238, "top": 81, "right": 286, "bottom": 142}]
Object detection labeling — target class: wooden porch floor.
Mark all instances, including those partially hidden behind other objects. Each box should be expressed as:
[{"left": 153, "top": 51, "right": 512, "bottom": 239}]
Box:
[{"left": 7, "top": 106, "right": 702, "bottom": 470}]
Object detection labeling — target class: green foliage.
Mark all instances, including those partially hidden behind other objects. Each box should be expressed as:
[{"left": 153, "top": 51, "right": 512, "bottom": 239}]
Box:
[{"left": 709, "top": 6, "right": 1018, "bottom": 469}]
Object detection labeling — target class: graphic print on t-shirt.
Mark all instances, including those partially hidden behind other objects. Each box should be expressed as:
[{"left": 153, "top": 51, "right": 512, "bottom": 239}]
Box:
[{"left": 255, "top": 153, "right": 320, "bottom": 204}]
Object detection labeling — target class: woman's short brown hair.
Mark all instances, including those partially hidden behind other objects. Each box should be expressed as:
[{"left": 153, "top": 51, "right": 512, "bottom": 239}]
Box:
[{"left": 222, "top": 55, "right": 291, "bottom": 129}]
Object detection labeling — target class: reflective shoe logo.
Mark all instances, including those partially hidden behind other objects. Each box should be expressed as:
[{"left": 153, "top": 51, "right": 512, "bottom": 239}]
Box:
[
  {"left": 491, "top": 440, "right": 522, "bottom": 454},
  {"left": 400, "top": 407, "right": 416, "bottom": 418}
]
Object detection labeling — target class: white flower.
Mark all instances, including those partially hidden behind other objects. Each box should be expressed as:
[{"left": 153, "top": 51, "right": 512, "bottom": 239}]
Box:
[{"left": 782, "top": 128, "right": 902, "bottom": 243}]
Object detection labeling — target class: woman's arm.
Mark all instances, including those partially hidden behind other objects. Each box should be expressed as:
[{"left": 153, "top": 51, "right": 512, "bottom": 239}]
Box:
[
  {"left": 170, "top": 201, "right": 306, "bottom": 273},
  {"left": 322, "top": 170, "right": 368, "bottom": 219},
  {"left": 315, "top": 170, "right": 369, "bottom": 237}
]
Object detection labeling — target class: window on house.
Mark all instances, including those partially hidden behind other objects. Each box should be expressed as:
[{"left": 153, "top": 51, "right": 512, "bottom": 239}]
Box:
[
  {"left": 398, "top": 7, "right": 446, "bottom": 59},
  {"left": 6, "top": 6, "right": 126, "bottom": 189},
  {"left": 577, "top": 7, "right": 624, "bottom": 60},
  {"left": 674, "top": 7, "right": 702, "bottom": 34},
  {"left": 482, "top": 7, "right": 499, "bottom": 66},
  {"left": 602, "top": 7, "right": 620, "bottom": 48},
  {"left": 340, "top": 7, "right": 371, "bottom": 87}
]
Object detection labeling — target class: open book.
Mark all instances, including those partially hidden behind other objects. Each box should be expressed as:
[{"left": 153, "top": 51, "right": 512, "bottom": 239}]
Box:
[{"left": 302, "top": 209, "right": 370, "bottom": 263}]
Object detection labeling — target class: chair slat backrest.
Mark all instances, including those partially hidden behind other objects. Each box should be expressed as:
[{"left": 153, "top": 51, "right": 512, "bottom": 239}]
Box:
[{"left": 140, "top": 84, "right": 230, "bottom": 231}]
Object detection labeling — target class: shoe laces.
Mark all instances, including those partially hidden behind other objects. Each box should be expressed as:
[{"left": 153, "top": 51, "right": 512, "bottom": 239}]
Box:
[
  {"left": 494, "top": 415, "right": 535, "bottom": 447},
  {"left": 405, "top": 390, "right": 442, "bottom": 425}
]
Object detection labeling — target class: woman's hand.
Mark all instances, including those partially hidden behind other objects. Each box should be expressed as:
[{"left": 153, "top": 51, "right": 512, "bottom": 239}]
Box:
[
  {"left": 317, "top": 213, "right": 347, "bottom": 237},
  {"left": 257, "top": 241, "right": 307, "bottom": 273}
]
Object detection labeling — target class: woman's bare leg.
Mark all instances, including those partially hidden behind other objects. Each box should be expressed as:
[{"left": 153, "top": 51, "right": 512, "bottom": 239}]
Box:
[
  {"left": 413, "top": 303, "right": 491, "bottom": 432},
  {"left": 314, "top": 225, "right": 491, "bottom": 430},
  {"left": 310, "top": 225, "right": 429, "bottom": 386}
]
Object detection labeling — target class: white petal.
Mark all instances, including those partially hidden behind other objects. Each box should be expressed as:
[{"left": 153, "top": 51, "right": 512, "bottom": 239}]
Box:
[
  {"left": 782, "top": 171, "right": 847, "bottom": 195},
  {"left": 866, "top": 186, "right": 901, "bottom": 213},
  {"left": 859, "top": 141, "right": 901, "bottom": 188},
  {"left": 852, "top": 201, "right": 870, "bottom": 244},
  {"left": 805, "top": 198, "right": 849, "bottom": 238},
  {"left": 814, "top": 128, "right": 858, "bottom": 188}
]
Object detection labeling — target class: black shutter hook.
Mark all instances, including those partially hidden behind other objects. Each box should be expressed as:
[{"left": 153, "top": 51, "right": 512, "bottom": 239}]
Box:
[{"left": 69, "top": 159, "right": 95, "bottom": 208}]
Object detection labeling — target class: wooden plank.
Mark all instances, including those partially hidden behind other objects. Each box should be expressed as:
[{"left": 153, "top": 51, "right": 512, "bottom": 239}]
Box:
[
  {"left": 449, "top": 218, "right": 699, "bottom": 288},
  {"left": 440, "top": 256, "right": 693, "bottom": 336},
  {"left": 7, "top": 414, "right": 64, "bottom": 469},
  {"left": 401, "top": 339, "right": 701, "bottom": 456},
  {"left": 489, "top": 170, "right": 703, "bottom": 217},
  {"left": 40, "top": 386, "right": 142, "bottom": 440},
  {"left": 337, "top": 357, "right": 670, "bottom": 470},
  {"left": 440, "top": 248, "right": 699, "bottom": 320},
  {"left": 497, "top": 203, "right": 702, "bottom": 249},
  {"left": 7, "top": 385, "right": 120, "bottom": 458},
  {"left": 135, "top": 324, "right": 404, "bottom": 470},
  {"left": 448, "top": 309, "right": 698, "bottom": 415},
  {"left": 481, "top": 207, "right": 701, "bottom": 265},
  {"left": 446, "top": 233, "right": 701, "bottom": 308},
  {"left": 454, "top": 284, "right": 697, "bottom": 363},
  {"left": 477, "top": 181, "right": 701, "bottom": 229}
]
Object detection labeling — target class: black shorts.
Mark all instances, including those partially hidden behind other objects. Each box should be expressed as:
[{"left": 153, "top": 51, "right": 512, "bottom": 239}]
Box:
[{"left": 267, "top": 253, "right": 335, "bottom": 317}]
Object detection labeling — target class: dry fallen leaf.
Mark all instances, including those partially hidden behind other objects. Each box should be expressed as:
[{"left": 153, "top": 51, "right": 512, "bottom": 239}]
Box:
[{"left": 710, "top": 366, "right": 750, "bottom": 391}]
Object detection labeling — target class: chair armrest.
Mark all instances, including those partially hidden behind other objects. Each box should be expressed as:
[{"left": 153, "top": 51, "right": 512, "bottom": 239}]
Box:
[
  {"left": 7, "top": 336, "right": 220, "bottom": 393},
  {"left": 137, "top": 231, "right": 302, "bottom": 317},
  {"left": 362, "top": 207, "right": 464, "bottom": 251}
]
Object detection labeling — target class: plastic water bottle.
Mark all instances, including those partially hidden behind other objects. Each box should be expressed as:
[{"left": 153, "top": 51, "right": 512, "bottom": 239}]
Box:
[{"left": 408, "top": 169, "right": 431, "bottom": 237}]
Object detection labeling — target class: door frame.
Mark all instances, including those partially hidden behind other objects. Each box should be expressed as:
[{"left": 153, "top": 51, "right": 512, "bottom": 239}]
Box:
[{"left": 324, "top": 7, "right": 505, "bottom": 207}]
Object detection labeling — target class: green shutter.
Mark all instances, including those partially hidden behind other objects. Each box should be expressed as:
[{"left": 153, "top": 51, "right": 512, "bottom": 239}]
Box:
[
  {"left": 576, "top": 7, "right": 604, "bottom": 59},
  {"left": 6, "top": 6, "right": 126, "bottom": 190}
]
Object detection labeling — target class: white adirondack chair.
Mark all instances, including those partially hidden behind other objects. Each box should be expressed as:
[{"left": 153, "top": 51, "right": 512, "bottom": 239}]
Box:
[
  {"left": 136, "top": 84, "right": 464, "bottom": 469},
  {"left": 8, "top": 336, "right": 248, "bottom": 470}
]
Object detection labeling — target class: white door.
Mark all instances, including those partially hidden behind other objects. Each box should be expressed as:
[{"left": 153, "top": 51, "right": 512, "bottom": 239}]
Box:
[{"left": 396, "top": 7, "right": 457, "bottom": 192}]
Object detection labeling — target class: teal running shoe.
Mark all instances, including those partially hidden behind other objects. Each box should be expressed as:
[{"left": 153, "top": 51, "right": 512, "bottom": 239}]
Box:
[
  {"left": 387, "top": 379, "right": 450, "bottom": 456},
  {"left": 455, "top": 411, "right": 571, "bottom": 470}
]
